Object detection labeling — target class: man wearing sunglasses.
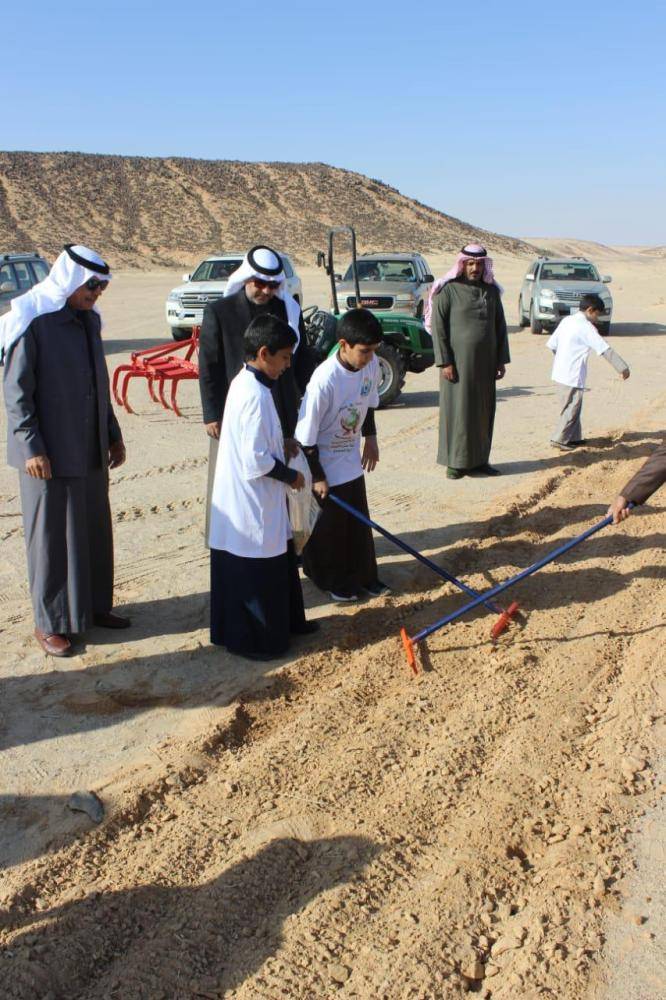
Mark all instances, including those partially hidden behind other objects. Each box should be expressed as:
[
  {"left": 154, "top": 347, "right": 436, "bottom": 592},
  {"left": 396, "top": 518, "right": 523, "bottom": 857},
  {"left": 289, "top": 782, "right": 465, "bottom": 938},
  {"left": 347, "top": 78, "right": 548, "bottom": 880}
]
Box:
[
  {"left": 199, "top": 244, "right": 316, "bottom": 541},
  {"left": 1, "top": 244, "right": 129, "bottom": 657}
]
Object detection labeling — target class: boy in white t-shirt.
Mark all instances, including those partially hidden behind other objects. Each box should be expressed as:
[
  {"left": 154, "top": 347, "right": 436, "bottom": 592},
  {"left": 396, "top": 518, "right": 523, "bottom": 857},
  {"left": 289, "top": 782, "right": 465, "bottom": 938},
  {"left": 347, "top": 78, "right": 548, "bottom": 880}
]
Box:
[
  {"left": 547, "top": 293, "right": 630, "bottom": 451},
  {"left": 296, "top": 309, "right": 387, "bottom": 602}
]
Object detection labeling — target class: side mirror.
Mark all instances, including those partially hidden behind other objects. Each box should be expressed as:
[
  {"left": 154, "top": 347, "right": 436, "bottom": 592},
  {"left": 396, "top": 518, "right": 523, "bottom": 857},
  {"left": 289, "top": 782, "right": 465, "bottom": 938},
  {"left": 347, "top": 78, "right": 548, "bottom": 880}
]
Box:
[
  {"left": 182, "top": 273, "right": 191, "bottom": 282},
  {"left": 0, "top": 280, "right": 17, "bottom": 294},
  {"left": 422, "top": 273, "right": 434, "bottom": 283},
  {"left": 601, "top": 275, "right": 612, "bottom": 283},
  {"left": 316, "top": 251, "right": 326, "bottom": 269},
  {"left": 334, "top": 273, "right": 342, "bottom": 282},
  {"left": 525, "top": 273, "right": 535, "bottom": 282}
]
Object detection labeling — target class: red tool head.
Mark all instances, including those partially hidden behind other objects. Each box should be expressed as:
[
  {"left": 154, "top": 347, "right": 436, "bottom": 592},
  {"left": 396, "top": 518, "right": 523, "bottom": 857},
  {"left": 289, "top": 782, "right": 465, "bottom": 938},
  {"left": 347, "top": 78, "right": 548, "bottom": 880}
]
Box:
[
  {"left": 490, "top": 601, "right": 520, "bottom": 640},
  {"left": 400, "top": 628, "right": 419, "bottom": 676}
]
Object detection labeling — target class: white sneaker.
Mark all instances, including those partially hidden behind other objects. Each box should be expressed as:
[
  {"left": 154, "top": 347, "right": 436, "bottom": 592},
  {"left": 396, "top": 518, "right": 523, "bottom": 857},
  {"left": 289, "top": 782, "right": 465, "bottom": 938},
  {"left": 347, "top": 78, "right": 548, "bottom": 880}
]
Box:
[
  {"left": 363, "top": 581, "right": 392, "bottom": 597},
  {"left": 329, "top": 590, "right": 359, "bottom": 603}
]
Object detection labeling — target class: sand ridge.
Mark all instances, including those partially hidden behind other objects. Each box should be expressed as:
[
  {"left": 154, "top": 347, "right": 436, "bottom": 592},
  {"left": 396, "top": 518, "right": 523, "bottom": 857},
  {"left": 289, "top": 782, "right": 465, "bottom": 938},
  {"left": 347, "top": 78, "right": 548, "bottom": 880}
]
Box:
[{"left": 0, "top": 152, "right": 535, "bottom": 269}]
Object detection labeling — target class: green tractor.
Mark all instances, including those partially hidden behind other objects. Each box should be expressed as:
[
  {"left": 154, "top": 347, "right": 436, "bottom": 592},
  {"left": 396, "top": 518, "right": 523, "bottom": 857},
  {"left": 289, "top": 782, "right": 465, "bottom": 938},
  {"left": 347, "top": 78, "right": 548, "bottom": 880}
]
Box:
[{"left": 303, "top": 226, "right": 435, "bottom": 407}]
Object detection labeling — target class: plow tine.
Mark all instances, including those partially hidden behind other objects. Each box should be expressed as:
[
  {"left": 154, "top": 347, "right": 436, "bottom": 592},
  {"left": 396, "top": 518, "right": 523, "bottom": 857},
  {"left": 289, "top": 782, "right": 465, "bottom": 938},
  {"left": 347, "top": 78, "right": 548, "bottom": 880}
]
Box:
[
  {"left": 120, "top": 372, "right": 136, "bottom": 414},
  {"left": 171, "top": 378, "right": 183, "bottom": 417},
  {"left": 157, "top": 375, "right": 170, "bottom": 410},
  {"left": 147, "top": 374, "right": 160, "bottom": 404},
  {"left": 112, "top": 365, "right": 127, "bottom": 407}
]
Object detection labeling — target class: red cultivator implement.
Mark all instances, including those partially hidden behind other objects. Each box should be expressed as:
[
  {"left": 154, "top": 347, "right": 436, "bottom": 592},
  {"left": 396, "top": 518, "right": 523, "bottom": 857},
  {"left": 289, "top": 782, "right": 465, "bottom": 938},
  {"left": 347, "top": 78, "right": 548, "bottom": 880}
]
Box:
[{"left": 112, "top": 327, "right": 200, "bottom": 417}]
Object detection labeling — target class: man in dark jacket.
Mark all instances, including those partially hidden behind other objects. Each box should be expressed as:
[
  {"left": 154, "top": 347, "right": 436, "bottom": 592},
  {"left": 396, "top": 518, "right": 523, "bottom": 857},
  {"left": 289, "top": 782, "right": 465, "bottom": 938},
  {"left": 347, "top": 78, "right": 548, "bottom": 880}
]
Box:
[
  {"left": 608, "top": 438, "right": 666, "bottom": 522},
  {"left": 198, "top": 245, "right": 315, "bottom": 537},
  {"left": 1, "top": 245, "right": 129, "bottom": 657}
]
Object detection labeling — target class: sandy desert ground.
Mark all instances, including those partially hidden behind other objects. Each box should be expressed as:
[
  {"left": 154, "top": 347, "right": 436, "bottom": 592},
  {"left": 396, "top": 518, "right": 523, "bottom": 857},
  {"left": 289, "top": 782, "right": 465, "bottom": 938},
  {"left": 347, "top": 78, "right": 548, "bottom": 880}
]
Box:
[{"left": 0, "top": 248, "right": 664, "bottom": 999}]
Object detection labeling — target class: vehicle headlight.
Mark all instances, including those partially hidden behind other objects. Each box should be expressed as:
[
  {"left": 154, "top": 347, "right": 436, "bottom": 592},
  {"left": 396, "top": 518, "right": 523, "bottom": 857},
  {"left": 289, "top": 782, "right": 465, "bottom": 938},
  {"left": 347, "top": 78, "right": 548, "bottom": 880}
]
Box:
[
  {"left": 540, "top": 289, "right": 556, "bottom": 301},
  {"left": 167, "top": 291, "right": 181, "bottom": 302}
]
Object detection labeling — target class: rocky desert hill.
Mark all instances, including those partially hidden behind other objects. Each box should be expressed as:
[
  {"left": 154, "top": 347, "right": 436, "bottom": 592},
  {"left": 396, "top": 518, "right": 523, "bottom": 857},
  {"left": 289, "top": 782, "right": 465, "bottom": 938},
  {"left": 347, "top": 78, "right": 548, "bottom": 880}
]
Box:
[{"left": 0, "top": 151, "right": 534, "bottom": 268}]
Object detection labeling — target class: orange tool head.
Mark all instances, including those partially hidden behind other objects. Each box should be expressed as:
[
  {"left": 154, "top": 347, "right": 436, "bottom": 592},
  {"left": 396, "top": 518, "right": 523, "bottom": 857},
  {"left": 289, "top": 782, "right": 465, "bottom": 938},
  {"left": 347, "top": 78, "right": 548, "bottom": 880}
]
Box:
[
  {"left": 400, "top": 627, "right": 419, "bottom": 676},
  {"left": 490, "top": 601, "right": 520, "bottom": 640}
]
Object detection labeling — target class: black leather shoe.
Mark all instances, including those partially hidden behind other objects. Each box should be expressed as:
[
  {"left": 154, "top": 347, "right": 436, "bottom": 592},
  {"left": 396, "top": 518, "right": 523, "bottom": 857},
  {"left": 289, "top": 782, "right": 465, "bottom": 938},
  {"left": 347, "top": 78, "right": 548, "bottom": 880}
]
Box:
[
  {"left": 93, "top": 612, "right": 131, "bottom": 629},
  {"left": 291, "top": 620, "right": 321, "bottom": 635}
]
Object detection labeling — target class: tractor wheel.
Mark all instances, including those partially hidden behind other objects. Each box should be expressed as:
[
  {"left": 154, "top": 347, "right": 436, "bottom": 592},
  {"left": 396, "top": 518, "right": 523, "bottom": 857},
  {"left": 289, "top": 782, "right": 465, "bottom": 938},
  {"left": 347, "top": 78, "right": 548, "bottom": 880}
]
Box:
[
  {"left": 518, "top": 297, "right": 529, "bottom": 327},
  {"left": 530, "top": 304, "right": 543, "bottom": 335},
  {"left": 171, "top": 327, "right": 192, "bottom": 342},
  {"left": 376, "top": 343, "right": 403, "bottom": 408}
]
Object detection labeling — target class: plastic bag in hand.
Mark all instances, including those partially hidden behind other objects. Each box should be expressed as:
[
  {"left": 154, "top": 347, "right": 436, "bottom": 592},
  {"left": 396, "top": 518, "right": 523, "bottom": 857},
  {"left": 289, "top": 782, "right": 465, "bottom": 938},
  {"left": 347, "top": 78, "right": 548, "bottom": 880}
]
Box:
[{"left": 287, "top": 448, "right": 321, "bottom": 554}]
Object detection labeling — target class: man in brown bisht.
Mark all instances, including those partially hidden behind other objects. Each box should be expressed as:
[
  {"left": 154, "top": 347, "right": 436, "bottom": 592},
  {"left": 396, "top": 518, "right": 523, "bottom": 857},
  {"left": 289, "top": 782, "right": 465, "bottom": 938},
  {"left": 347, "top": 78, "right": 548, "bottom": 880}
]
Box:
[{"left": 427, "top": 245, "right": 510, "bottom": 479}]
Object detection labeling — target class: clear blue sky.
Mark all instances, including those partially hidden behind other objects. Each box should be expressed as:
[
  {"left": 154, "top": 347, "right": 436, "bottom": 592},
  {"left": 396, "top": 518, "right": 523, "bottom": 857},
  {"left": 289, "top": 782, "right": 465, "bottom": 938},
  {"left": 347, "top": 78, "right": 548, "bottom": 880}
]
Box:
[{"left": 5, "top": 0, "right": 665, "bottom": 244}]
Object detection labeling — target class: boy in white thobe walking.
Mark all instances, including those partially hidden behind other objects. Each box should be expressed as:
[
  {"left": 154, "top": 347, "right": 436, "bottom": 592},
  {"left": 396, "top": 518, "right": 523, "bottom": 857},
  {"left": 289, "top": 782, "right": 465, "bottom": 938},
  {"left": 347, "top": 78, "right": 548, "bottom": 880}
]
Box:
[{"left": 548, "top": 293, "right": 630, "bottom": 451}]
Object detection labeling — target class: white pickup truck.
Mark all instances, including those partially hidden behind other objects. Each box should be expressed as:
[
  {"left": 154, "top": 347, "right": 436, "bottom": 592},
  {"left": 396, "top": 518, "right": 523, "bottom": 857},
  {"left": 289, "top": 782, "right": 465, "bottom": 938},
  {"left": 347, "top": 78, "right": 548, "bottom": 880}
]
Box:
[{"left": 165, "top": 252, "right": 303, "bottom": 340}]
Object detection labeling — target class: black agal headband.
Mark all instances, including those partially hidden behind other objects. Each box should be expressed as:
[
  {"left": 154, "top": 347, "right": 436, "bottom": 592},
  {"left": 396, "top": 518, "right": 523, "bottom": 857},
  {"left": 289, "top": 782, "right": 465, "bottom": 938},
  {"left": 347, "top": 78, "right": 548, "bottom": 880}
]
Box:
[
  {"left": 64, "top": 244, "right": 110, "bottom": 275},
  {"left": 247, "top": 245, "right": 283, "bottom": 277}
]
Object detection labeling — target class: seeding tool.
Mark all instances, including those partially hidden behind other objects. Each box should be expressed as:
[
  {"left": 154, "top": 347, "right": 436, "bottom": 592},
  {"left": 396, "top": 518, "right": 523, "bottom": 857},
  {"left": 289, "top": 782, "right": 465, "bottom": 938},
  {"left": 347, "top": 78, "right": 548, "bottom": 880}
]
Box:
[{"left": 399, "top": 506, "right": 632, "bottom": 675}]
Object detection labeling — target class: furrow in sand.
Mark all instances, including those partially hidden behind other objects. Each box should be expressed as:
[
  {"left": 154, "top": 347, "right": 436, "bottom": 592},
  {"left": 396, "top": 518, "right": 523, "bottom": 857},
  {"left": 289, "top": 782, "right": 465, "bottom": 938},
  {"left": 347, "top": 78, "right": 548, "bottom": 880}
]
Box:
[{"left": 0, "top": 449, "right": 663, "bottom": 999}]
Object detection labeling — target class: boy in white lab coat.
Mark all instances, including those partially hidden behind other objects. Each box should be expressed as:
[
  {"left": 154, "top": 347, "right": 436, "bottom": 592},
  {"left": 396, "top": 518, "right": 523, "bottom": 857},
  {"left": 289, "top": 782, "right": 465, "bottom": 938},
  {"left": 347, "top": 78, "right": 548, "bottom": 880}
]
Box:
[
  {"left": 209, "top": 315, "right": 318, "bottom": 660},
  {"left": 548, "top": 293, "right": 630, "bottom": 450}
]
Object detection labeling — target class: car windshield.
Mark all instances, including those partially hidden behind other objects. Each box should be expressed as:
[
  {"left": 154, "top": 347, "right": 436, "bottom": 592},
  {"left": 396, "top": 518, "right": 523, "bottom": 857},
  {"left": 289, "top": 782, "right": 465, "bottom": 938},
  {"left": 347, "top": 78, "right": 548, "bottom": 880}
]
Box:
[
  {"left": 32, "top": 259, "right": 49, "bottom": 281},
  {"left": 343, "top": 260, "right": 417, "bottom": 282},
  {"left": 191, "top": 259, "right": 242, "bottom": 281},
  {"left": 539, "top": 263, "right": 600, "bottom": 282}
]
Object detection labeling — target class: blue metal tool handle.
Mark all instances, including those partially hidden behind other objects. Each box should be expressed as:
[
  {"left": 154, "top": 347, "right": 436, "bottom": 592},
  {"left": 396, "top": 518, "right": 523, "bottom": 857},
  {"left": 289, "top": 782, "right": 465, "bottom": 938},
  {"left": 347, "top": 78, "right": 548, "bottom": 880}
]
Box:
[
  {"left": 328, "top": 493, "right": 504, "bottom": 614},
  {"left": 412, "top": 505, "right": 633, "bottom": 644}
]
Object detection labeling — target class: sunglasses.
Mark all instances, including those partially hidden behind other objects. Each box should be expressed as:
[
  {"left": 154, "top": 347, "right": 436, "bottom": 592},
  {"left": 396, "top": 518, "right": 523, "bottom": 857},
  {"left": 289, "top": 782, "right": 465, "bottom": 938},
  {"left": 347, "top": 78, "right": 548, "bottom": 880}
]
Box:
[
  {"left": 251, "top": 278, "right": 281, "bottom": 290},
  {"left": 85, "top": 277, "right": 109, "bottom": 291}
]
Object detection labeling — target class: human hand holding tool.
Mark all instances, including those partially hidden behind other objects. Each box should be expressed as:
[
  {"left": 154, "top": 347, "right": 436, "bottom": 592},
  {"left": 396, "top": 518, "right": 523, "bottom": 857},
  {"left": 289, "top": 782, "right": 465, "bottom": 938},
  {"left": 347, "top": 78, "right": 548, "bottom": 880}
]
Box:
[
  {"left": 313, "top": 479, "right": 329, "bottom": 500},
  {"left": 607, "top": 494, "right": 631, "bottom": 523},
  {"left": 362, "top": 436, "right": 379, "bottom": 472},
  {"left": 441, "top": 364, "right": 457, "bottom": 382},
  {"left": 205, "top": 420, "right": 221, "bottom": 439}
]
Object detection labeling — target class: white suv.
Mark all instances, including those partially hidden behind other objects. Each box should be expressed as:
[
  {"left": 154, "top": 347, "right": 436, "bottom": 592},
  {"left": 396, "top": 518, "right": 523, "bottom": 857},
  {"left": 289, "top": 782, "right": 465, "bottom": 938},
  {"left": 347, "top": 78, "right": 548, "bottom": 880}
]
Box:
[
  {"left": 165, "top": 252, "right": 303, "bottom": 340},
  {"left": 518, "top": 257, "right": 613, "bottom": 335}
]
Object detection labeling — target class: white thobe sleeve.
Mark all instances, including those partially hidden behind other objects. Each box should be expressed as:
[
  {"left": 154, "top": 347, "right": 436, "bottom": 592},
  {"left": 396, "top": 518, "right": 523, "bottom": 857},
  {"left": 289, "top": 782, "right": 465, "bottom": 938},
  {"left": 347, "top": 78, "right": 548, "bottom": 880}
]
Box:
[
  {"left": 239, "top": 398, "right": 280, "bottom": 481},
  {"left": 582, "top": 325, "right": 611, "bottom": 356}
]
